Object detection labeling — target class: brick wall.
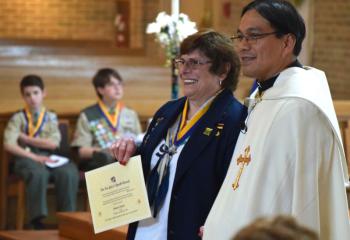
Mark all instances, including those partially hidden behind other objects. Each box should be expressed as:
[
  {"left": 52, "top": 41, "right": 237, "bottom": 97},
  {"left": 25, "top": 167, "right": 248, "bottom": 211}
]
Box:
[
  {"left": 312, "top": 0, "right": 350, "bottom": 99},
  {"left": 0, "top": 0, "right": 131, "bottom": 42},
  {"left": 0, "top": 0, "right": 116, "bottom": 40}
]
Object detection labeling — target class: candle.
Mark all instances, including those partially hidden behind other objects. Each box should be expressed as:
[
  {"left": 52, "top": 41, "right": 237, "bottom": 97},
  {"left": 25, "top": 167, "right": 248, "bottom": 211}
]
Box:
[{"left": 171, "top": 0, "right": 179, "bottom": 17}]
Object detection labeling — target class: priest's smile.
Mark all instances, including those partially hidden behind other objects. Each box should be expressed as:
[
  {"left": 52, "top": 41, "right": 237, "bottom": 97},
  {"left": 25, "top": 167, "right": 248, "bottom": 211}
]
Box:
[{"left": 240, "top": 56, "right": 256, "bottom": 66}]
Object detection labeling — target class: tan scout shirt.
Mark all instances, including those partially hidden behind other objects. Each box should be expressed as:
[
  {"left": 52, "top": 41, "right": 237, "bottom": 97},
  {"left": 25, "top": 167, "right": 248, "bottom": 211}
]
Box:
[
  {"left": 71, "top": 106, "right": 142, "bottom": 149},
  {"left": 4, "top": 110, "right": 61, "bottom": 147}
]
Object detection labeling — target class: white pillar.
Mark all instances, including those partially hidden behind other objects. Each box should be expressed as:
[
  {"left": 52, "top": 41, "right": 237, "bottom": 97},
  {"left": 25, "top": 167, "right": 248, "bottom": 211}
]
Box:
[{"left": 171, "top": 0, "right": 180, "bottom": 16}]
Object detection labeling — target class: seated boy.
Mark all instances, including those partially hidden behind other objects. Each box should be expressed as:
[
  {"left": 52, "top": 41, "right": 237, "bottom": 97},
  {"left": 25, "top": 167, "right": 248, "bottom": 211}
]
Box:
[
  {"left": 3, "top": 75, "right": 79, "bottom": 229},
  {"left": 71, "top": 68, "right": 142, "bottom": 171}
]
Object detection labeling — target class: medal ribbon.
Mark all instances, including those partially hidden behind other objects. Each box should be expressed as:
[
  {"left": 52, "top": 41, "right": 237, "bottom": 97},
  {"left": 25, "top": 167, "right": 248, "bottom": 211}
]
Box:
[
  {"left": 174, "top": 98, "right": 213, "bottom": 146},
  {"left": 97, "top": 100, "right": 123, "bottom": 132},
  {"left": 23, "top": 106, "right": 47, "bottom": 137}
]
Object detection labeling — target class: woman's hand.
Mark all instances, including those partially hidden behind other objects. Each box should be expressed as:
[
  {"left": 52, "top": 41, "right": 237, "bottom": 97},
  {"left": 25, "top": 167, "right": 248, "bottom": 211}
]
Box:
[
  {"left": 198, "top": 226, "right": 204, "bottom": 238},
  {"left": 110, "top": 138, "right": 137, "bottom": 165}
]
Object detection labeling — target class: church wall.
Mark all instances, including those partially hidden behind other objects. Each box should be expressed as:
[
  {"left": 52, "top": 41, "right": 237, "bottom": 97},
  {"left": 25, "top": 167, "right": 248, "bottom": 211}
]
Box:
[
  {"left": 312, "top": 0, "right": 350, "bottom": 99},
  {"left": 0, "top": 0, "right": 145, "bottom": 48},
  {"left": 0, "top": 0, "right": 116, "bottom": 41},
  {"left": 0, "top": 0, "right": 349, "bottom": 101}
]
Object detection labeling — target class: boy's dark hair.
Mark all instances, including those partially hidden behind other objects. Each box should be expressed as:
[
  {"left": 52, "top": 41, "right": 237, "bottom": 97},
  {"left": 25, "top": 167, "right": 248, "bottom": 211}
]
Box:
[
  {"left": 242, "top": 0, "right": 306, "bottom": 56},
  {"left": 20, "top": 75, "right": 44, "bottom": 94},
  {"left": 92, "top": 68, "right": 123, "bottom": 99}
]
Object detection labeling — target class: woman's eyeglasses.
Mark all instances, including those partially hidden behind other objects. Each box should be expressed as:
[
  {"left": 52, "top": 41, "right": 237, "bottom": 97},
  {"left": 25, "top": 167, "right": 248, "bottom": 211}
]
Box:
[{"left": 174, "top": 58, "right": 212, "bottom": 70}]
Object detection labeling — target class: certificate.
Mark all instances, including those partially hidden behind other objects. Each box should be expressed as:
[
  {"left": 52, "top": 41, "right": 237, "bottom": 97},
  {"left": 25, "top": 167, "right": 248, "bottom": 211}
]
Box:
[{"left": 85, "top": 156, "right": 151, "bottom": 234}]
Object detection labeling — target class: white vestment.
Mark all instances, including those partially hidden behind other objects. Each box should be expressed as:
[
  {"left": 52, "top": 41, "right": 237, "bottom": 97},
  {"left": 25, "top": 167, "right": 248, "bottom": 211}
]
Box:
[{"left": 204, "top": 67, "right": 350, "bottom": 240}]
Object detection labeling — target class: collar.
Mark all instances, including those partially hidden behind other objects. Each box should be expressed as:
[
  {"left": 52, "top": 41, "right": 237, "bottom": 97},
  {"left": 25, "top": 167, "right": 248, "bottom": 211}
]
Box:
[{"left": 257, "top": 59, "right": 302, "bottom": 94}]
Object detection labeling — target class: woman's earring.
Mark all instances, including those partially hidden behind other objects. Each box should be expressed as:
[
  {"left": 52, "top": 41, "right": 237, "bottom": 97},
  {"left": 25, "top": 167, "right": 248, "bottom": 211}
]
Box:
[{"left": 219, "top": 80, "right": 222, "bottom": 86}]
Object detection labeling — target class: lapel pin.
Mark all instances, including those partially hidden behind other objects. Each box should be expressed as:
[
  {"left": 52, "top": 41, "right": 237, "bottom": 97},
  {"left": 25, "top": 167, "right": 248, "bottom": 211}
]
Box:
[{"left": 203, "top": 127, "right": 213, "bottom": 136}]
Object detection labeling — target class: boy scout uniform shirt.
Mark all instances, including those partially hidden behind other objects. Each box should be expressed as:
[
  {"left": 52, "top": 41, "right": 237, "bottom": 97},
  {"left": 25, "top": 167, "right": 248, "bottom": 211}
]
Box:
[
  {"left": 4, "top": 110, "right": 60, "bottom": 150},
  {"left": 71, "top": 104, "right": 142, "bottom": 149}
]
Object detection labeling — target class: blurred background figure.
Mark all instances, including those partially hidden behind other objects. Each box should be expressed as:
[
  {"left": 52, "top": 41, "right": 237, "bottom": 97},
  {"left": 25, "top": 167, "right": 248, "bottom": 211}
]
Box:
[
  {"left": 3, "top": 75, "right": 79, "bottom": 229},
  {"left": 232, "top": 215, "right": 319, "bottom": 240},
  {"left": 71, "top": 68, "right": 142, "bottom": 171}
]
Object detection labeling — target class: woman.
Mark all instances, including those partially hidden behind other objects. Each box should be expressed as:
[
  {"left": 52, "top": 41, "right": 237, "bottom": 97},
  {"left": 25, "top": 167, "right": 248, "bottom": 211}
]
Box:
[{"left": 111, "top": 30, "right": 246, "bottom": 240}]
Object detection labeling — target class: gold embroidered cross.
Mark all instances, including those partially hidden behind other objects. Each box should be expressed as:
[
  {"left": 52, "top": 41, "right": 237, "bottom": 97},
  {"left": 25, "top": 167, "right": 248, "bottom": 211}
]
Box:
[{"left": 232, "top": 146, "right": 251, "bottom": 190}]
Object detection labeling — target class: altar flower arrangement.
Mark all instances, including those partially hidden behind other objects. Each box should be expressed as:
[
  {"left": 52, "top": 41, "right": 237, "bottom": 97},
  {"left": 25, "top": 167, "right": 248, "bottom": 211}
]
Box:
[
  {"left": 146, "top": 12, "right": 197, "bottom": 99},
  {"left": 146, "top": 11, "right": 197, "bottom": 65}
]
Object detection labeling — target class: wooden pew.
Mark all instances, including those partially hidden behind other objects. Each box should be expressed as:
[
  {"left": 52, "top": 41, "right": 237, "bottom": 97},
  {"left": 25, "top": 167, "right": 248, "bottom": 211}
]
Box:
[
  {"left": 1, "top": 101, "right": 350, "bottom": 229},
  {"left": 0, "top": 112, "right": 149, "bottom": 230}
]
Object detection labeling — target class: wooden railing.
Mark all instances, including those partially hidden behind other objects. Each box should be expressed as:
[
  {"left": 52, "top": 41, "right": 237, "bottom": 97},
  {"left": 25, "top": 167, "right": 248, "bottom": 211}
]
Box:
[{"left": 334, "top": 101, "right": 350, "bottom": 176}]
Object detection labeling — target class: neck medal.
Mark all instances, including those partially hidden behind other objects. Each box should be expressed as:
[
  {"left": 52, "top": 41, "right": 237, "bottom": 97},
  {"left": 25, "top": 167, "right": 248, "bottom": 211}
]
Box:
[
  {"left": 98, "top": 100, "right": 123, "bottom": 132},
  {"left": 23, "top": 106, "right": 47, "bottom": 137},
  {"left": 174, "top": 98, "right": 213, "bottom": 146}
]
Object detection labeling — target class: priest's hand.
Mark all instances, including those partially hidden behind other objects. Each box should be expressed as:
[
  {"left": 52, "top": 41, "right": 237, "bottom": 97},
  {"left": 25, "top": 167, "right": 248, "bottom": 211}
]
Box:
[{"left": 110, "top": 137, "right": 136, "bottom": 165}]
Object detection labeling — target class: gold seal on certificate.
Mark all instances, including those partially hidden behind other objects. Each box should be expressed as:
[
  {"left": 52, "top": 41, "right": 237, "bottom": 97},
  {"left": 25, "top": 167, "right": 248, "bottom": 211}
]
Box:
[{"left": 85, "top": 156, "right": 151, "bottom": 234}]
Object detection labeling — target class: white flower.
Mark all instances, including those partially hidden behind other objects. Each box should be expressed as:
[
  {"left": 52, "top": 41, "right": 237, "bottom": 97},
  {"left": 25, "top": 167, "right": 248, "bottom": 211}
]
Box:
[
  {"left": 146, "top": 22, "right": 160, "bottom": 34},
  {"left": 146, "top": 11, "right": 197, "bottom": 61}
]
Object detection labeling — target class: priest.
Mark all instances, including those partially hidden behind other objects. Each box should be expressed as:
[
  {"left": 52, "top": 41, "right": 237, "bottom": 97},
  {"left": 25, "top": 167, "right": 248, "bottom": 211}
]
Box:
[{"left": 203, "top": 1, "right": 350, "bottom": 240}]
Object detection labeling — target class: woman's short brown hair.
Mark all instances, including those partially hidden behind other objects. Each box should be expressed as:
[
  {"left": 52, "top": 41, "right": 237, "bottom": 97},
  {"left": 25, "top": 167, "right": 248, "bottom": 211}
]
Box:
[{"left": 180, "top": 29, "right": 240, "bottom": 91}]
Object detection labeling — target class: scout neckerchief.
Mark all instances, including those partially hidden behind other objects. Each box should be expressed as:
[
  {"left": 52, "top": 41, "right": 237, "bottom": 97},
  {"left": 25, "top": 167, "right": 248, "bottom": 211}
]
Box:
[
  {"left": 23, "top": 106, "right": 47, "bottom": 137},
  {"left": 147, "top": 94, "right": 216, "bottom": 217},
  {"left": 97, "top": 99, "right": 123, "bottom": 132}
]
